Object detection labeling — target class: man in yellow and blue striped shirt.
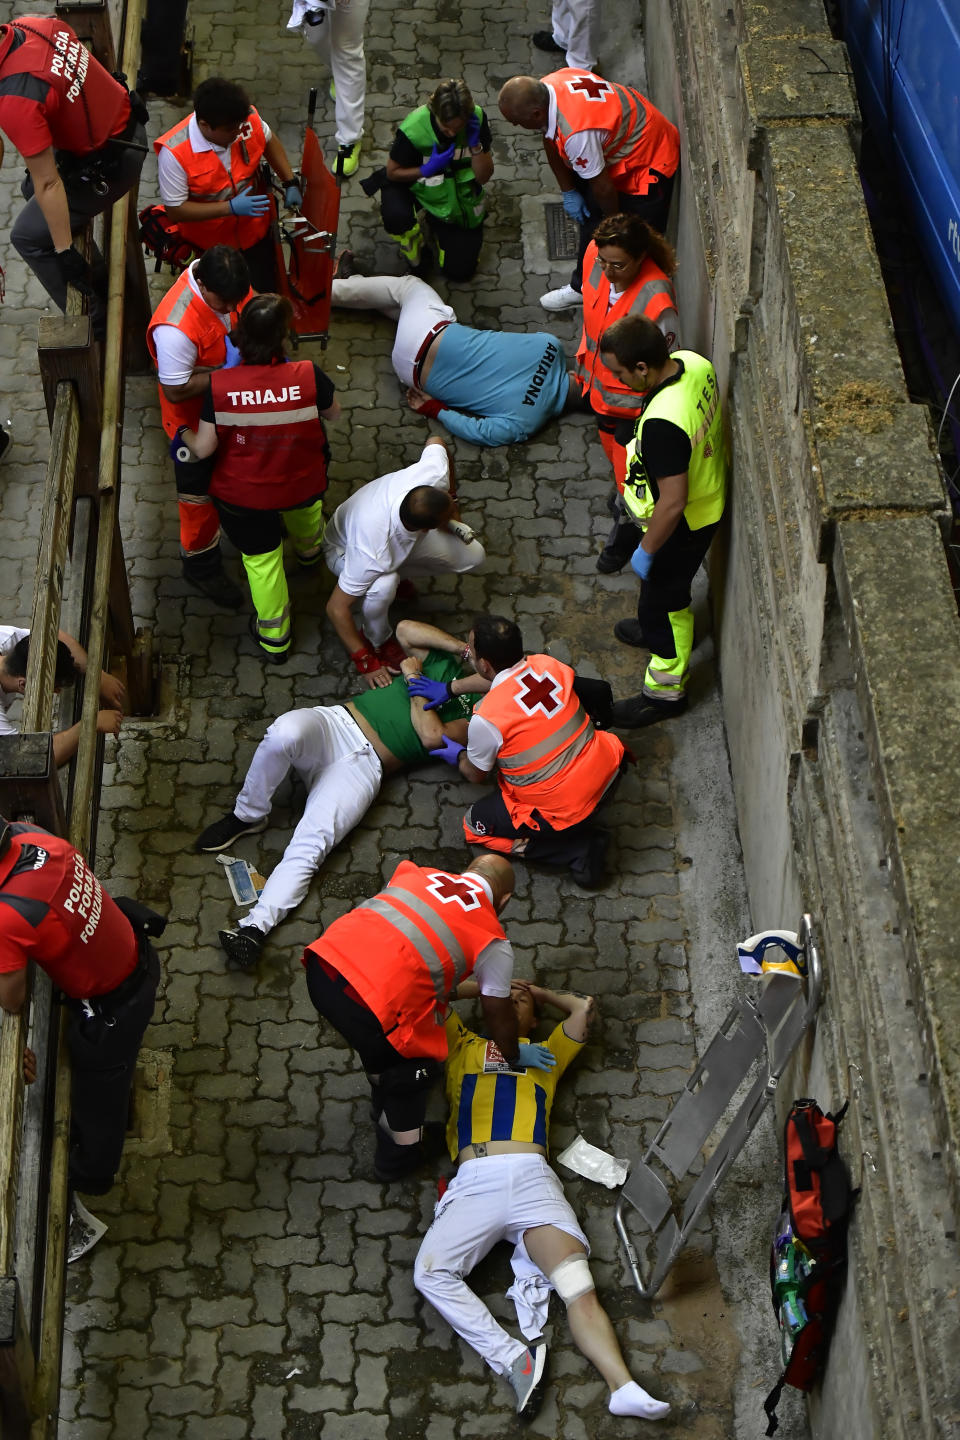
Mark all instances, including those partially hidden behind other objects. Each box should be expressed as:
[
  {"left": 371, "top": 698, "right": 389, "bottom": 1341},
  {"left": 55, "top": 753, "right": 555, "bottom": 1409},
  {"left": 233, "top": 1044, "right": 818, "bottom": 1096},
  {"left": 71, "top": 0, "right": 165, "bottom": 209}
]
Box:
[{"left": 414, "top": 981, "right": 671, "bottom": 1424}]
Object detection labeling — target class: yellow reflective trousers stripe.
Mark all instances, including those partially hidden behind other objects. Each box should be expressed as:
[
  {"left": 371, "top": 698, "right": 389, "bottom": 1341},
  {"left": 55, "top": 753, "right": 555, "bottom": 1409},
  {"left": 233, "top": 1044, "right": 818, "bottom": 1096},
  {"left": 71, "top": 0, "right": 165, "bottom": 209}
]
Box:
[{"left": 642, "top": 608, "right": 694, "bottom": 700}]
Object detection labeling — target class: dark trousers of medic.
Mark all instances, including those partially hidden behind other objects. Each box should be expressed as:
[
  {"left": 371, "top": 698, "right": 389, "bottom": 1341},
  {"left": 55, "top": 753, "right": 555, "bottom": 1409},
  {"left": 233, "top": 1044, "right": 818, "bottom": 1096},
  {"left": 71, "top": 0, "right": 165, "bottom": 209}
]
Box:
[
  {"left": 379, "top": 182, "right": 484, "bottom": 282},
  {"left": 568, "top": 168, "right": 675, "bottom": 291},
  {"left": 305, "top": 953, "right": 440, "bottom": 1180},
  {"left": 638, "top": 517, "right": 720, "bottom": 656},
  {"left": 465, "top": 767, "right": 625, "bottom": 881},
  {"left": 65, "top": 939, "right": 160, "bottom": 1195}
]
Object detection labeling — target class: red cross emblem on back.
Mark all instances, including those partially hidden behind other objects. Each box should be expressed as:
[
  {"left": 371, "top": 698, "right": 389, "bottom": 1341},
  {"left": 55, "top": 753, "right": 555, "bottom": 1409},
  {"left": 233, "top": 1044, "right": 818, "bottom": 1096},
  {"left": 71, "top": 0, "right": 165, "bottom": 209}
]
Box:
[
  {"left": 426, "top": 872, "right": 484, "bottom": 911},
  {"left": 568, "top": 75, "right": 612, "bottom": 102},
  {"left": 514, "top": 667, "right": 564, "bottom": 718}
]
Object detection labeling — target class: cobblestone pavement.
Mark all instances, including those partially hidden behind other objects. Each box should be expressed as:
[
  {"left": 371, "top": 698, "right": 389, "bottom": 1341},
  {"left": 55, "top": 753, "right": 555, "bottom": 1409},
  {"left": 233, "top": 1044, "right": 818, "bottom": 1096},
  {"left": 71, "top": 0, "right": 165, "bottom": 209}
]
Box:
[{"left": 0, "top": 0, "right": 806, "bottom": 1436}]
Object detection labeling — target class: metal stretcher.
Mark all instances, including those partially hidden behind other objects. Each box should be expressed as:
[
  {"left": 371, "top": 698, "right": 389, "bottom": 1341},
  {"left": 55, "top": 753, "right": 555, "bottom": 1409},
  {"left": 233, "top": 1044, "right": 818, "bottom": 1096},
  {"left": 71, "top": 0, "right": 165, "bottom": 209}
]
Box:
[{"left": 615, "top": 916, "right": 823, "bottom": 1298}]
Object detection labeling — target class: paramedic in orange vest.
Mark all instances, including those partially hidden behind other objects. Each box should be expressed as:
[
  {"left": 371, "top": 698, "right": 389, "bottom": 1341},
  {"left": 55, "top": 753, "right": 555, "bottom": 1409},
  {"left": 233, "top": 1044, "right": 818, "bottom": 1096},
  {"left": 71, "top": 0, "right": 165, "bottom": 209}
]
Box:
[
  {"left": 155, "top": 77, "right": 302, "bottom": 293},
  {"left": 303, "top": 855, "right": 557, "bottom": 1180},
  {"left": 575, "top": 214, "right": 679, "bottom": 573},
  {"left": 180, "top": 294, "right": 340, "bottom": 664},
  {"left": 497, "top": 71, "right": 679, "bottom": 312},
  {"left": 146, "top": 244, "right": 252, "bottom": 608},
  {"left": 413, "top": 615, "right": 624, "bottom": 888}
]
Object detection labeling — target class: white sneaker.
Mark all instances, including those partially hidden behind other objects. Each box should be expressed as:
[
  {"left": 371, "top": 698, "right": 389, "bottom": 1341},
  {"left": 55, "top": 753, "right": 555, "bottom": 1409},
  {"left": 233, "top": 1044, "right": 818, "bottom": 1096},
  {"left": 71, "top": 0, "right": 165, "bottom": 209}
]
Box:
[
  {"left": 540, "top": 284, "right": 583, "bottom": 311},
  {"left": 68, "top": 1196, "right": 108, "bottom": 1263}
]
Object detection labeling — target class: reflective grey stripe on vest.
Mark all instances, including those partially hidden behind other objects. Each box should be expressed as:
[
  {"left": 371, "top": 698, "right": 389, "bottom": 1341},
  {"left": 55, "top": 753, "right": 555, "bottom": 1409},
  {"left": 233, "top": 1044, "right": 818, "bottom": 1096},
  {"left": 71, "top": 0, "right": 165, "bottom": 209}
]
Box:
[
  {"left": 164, "top": 120, "right": 192, "bottom": 148},
  {"left": 356, "top": 887, "right": 470, "bottom": 1003},
  {"left": 213, "top": 405, "right": 319, "bottom": 428},
  {"left": 498, "top": 706, "right": 596, "bottom": 786},
  {"left": 164, "top": 284, "right": 195, "bottom": 328}
]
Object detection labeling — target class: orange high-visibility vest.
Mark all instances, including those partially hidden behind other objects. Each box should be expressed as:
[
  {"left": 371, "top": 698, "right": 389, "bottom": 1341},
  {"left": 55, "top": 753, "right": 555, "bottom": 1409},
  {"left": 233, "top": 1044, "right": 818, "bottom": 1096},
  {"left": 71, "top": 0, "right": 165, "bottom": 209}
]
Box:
[
  {"left": 307, "top": 862, "right": 508, "bottom": 1060},
  {"left": 146, "top": 267, "right": 250, "bottom": 437},
  {"left": 546, "top": 69, "right": 679, "bottom": 195},
  {"left": 576, "top": 241, "right": 678, "bottom": 419},
  {"left": 473, "top": 655, "right": 624, "bottom": 829},
  {"left": 154, "top": 107, "right": 270, "bottom": 250}
]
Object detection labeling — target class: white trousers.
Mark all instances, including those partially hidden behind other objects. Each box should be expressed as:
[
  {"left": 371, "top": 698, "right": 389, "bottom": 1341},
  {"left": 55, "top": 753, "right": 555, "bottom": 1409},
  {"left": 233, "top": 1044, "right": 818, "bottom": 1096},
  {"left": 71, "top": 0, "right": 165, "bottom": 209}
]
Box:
[
  {"left": 552, "top": 0, "right": 599, "bottom": 70},
  {"left": 324, "top": 530, "right": 485, "bottom": 647},
  {"left": 414, "top": 1154, "right": 589, "bottom": 1376},
  {"left": 331, "top": 274, "right": 456, "bottom": 387},
  {"left": 234, "top": 705, "right": 382, "bottom": 933},
  {"left": 302, "top": 0, "right": 369, "bottom": 145}
]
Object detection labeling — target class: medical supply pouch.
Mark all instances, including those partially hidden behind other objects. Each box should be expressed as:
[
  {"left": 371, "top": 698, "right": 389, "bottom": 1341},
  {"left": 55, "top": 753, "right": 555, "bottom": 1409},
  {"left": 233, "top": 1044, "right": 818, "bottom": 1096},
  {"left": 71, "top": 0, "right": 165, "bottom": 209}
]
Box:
[
  {"left": 763, "top": 1098, "right": 856, "bottom": 1435},
  {"left": 139, "top": 204, "right": 197, "bottom": 273}
]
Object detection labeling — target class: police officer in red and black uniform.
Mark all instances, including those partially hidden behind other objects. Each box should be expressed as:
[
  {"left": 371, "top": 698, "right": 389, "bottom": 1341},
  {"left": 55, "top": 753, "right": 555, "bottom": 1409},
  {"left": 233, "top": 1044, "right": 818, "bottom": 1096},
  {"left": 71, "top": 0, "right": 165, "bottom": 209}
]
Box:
[
  {"left": 0, "top": 15, "right": 148, "bottom": 323},
  {"left": 0, "top": 818, "right": 162, "bottom": 1203}
]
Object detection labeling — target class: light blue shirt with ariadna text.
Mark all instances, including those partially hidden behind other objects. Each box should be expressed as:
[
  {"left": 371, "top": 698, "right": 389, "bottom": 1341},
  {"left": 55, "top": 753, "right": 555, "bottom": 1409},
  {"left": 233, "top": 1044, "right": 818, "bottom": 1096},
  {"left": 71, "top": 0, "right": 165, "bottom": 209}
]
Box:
[{"left": 427, "top": 324, "right": 568, "bottom": 447}]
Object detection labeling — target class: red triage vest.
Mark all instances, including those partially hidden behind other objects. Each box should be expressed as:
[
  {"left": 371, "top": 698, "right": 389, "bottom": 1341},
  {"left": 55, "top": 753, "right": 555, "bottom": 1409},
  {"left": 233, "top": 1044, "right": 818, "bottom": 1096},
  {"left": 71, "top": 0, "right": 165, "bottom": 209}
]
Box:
[
  {"left": 208, "top": 360, "right": 328, "bottom": 510},
  {"left": 307, "top": 861, "right": 507, "bottom": 1060},
  {"left": 474, "top": 655, "right": 624, "bottom": 829}
]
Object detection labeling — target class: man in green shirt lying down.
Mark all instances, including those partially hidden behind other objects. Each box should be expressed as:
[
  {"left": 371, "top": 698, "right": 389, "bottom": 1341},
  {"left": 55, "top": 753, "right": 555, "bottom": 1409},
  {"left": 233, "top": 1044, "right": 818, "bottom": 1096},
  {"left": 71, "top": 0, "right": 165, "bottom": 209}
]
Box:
[{"left": 195, "top": 619, "right": 486, "bottom": 967}]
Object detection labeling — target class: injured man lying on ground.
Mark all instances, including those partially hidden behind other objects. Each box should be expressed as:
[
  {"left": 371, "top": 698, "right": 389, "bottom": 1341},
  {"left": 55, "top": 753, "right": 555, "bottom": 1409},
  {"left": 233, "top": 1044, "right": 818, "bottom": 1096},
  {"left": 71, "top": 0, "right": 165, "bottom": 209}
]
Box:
[{"left": 413, "top": 978, "right": 671, "bottom": 1422}]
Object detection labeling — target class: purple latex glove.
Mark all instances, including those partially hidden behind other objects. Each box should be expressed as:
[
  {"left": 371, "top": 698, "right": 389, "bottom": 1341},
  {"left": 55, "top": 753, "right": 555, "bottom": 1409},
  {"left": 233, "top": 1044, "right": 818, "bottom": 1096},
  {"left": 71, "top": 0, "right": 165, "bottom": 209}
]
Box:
[
  {"left": 169, "top": 426, "right": 190, "bottom": 461},
  {"left": 420, "top": 141, "right": 456, "bottom": 178},
  {"left": 407, "top": 674, "right": 452, "bottom": 710},
  {"left": 631, "top": 544, "right": 654, "bottom": 580},
  {"left": 430, "top": 734, "right": 465, "bottom": 766},
  {"left": 465, "top": 114, "right": 482, "bottom": 149},
  {"left": 517, "top": 1042, "right": 559, "bottom": 1071},
  {"left": 223, "top": 336, "right": 242, "bottom": 369}
]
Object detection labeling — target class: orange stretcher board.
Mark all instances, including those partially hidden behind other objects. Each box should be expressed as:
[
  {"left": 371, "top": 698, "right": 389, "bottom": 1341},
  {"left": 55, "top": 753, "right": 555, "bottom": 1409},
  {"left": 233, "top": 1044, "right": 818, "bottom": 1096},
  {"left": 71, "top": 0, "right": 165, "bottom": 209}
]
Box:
[{"left": 273, "top": 121, "right": 341, "bottom": 344}]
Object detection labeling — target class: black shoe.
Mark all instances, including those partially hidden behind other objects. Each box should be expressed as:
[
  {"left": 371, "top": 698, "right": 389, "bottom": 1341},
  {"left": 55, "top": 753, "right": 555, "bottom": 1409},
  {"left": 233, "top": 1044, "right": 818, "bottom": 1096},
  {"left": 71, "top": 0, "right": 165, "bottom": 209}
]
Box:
[
  {"left": 0, "top": 429, "right": 9, "bottom": 464},
  {"left": 218, "top": 925, "right": 265, "bottom": 969},
  {"left": 196, "top": 811, "right": 268, "bottom": 853},
  {"left": 613, "top": 618, "right": 650, "bottom": 647},
  {"left": 597, "top": 547, "right": 631, "bottom": 574},
  {"left": 611, "top": 694, "right": 689, "bottom": 728},
  {"left": 183, "top": 564, "right": 245, "bottom": 609},
  {"left": 532, "top": 29, "right": 565, "bottom": 52},
  {"left": 570, "top": 830, "right": 610, "bottom": 889},
  {"left": 333, "top": 248, "right": 356, "bottom": 279},
  {"left": 248, "top": 614, "right": 290, "bottom": 666}
]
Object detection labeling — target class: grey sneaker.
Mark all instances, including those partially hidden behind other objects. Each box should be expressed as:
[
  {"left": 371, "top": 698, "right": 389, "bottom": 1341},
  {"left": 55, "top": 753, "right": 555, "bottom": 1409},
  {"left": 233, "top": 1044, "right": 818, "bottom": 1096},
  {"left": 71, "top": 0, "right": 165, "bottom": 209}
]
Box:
[
  {"left": 218, "top": 926, "right": 266, "bottom": 969},
  {"left": 67, "top": 1196, "right": 108, "bottom": 1263},
  {"left": 506, "top": 1343, "right": 548, "bottom": 1420},
  {"left": 196, "top": 812, "right": 268, "bottom": 853}
]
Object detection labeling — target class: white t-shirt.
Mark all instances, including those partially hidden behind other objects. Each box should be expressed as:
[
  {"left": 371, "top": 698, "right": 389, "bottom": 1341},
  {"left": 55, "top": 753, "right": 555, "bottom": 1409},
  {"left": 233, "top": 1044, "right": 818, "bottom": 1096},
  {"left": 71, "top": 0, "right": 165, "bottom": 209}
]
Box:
[
  {"left": 545, "top": 84, "right": 606, "bottom": 180},
  {"left": 152, "top": 261, "right": 231, "bottom": 388},
  {"left": 469, "top": 874, "right": 514, "bottom": 997},
  {"left": 157, "top": 112, "right": 273, "bottom": 207},
  {"left": 465, "top": 662, "right": 516, "bottom": 772},
  {"left": 0, "top": 625, "right": 30, "bottom": 737},
  {"left": 324, "top": 443, "right": 451, "bottom": 598}
]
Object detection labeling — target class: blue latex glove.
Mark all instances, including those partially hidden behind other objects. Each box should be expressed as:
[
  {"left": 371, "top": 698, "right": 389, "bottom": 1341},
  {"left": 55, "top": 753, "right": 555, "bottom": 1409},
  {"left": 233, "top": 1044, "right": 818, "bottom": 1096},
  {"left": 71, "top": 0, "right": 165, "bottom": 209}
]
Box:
[
  {"left": 284, "top": 181, "right": 303, "bottom": 208},
  {"left": 561, "top": 189, "right": 591, "bottom": 224},
  {"left": 465, "top": 114, "right": 482, "bottom": 149},
  {"left": 420, "top": 141, "right": 456, "bottom": 178},
  {"left": 229, "top": 185, "right": 270, "bottom": 217},
  {"left": 407, "top": 674, "right": 452, "bottom": 710},
  {"left": 630, "top": 544, "right": 654, "bottom": 580},
  {"left": 223, "top": 336, "right": 242, "bottom": 369},
  {"left": 517, "top": 1043, "right": 558, "bottom": 1071},
  {"left": 429, "top": 734, "right": 465, "bottom": 766}
]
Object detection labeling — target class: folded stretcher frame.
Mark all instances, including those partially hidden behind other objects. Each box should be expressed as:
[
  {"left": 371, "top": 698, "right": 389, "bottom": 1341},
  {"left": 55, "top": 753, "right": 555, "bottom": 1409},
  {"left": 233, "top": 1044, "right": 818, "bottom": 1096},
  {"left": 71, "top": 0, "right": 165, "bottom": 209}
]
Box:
[{"left": 615, "top": 915, "right": 823, "bottom": 1298}]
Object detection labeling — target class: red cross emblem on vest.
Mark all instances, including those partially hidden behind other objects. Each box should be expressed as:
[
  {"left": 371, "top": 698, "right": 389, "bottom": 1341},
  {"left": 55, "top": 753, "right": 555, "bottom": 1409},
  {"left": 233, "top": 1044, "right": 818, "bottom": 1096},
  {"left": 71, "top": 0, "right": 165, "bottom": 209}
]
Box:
[
  {"left": 567, "top": 75, "right": 612, "bottom": 102},
  {"left": 514, "top": 667, "right": 564, "bottom": 718},
  {"left": 425, "top": 872, "right": 483, "bottom": 911}
]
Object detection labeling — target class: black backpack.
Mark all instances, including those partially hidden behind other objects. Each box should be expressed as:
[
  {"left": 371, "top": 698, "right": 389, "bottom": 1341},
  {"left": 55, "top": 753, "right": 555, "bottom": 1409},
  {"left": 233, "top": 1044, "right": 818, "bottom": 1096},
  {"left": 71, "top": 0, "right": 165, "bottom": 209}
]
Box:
[{"left": 763, "top": 1098, "right": 858, "bottom": 1435}]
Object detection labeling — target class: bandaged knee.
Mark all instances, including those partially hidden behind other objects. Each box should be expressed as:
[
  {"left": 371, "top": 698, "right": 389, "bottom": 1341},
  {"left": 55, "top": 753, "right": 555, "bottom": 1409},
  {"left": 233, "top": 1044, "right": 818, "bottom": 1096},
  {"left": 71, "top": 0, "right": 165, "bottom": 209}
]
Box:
[{"left": 549, "top": 1253, "right": 595, "bottom": 1306}]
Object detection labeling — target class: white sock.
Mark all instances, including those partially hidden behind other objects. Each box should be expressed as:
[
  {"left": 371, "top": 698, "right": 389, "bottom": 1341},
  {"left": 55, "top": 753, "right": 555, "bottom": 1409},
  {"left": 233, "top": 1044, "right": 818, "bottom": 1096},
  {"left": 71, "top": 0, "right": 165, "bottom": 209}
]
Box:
[{"left": 609, "top": 1381, "right": 671, "bottom": 1420}]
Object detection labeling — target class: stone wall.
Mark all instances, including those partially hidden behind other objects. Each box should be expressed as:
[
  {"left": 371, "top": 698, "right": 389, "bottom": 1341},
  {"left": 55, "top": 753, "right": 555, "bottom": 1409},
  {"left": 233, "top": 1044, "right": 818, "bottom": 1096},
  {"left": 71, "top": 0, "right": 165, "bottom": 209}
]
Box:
[{"left": 643, "top": 0, "right": 960, "bottom": 1434}]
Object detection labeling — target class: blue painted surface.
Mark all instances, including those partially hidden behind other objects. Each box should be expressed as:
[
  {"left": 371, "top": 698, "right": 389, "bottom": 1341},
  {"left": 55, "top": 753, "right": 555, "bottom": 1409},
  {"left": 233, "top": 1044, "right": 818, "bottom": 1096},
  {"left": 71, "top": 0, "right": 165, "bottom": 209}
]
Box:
[{"left": 839, "top": 0, "right": 960, "bottom": 335}]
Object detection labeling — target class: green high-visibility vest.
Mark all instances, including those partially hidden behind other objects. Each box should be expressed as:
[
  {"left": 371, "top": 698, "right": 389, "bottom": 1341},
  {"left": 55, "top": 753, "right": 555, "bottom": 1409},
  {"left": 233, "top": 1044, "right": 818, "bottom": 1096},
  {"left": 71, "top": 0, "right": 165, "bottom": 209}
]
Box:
[
  {"left": 399, "top": 104, "right": 487, "bottom": 229},
  {"left": 622, "top": 351, "right": 727, "bottom": 531}
]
